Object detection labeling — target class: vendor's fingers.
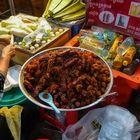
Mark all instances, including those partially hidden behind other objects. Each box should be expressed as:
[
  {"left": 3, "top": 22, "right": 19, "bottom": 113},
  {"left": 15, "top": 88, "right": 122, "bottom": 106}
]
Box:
[
  {"left": 6, "top": 44, "right": 14, "bottom": 48},
  {"left": 9, "top": 43, "right": 17, "bottom": 48},
  {"left": 10, "top": 48, "right": 16, "bottom": 53},
  {"left": 11, "top": 46, "right": 16, "bottom": 50},
  {"left": 10, "top": 49, "right": 16, "bottom": 57},
  {"left": 9, "top": 43, "right": 13, "bottom": 46},
  {"left": 8, "top": 45, "right": 16, "bottom": 52}
]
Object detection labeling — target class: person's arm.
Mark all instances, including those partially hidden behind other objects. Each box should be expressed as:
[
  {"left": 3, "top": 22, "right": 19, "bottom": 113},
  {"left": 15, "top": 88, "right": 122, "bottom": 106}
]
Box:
[
  {"left": 0, "top": 54, "right": 11, "bottom": 77},
  {"left": 0, "top": 73, "right": 5, "bottom": 98},
  {"left": 0, "top": 44, "right": 15, "bottom": 97},
  {"left": 0, "top": 44, "right": 15, "bottom": 77}
]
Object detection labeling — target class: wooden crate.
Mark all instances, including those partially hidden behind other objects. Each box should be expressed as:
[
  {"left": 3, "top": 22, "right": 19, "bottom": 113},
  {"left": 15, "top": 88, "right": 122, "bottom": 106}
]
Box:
[{"left": 12, "top": 27, "right": 71, "bottom": 65}]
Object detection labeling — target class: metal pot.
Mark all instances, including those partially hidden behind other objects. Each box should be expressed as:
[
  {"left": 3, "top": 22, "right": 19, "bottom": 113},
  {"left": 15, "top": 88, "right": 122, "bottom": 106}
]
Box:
[{"left": 19, "top": 47, "right": 113, "bottom": 112}]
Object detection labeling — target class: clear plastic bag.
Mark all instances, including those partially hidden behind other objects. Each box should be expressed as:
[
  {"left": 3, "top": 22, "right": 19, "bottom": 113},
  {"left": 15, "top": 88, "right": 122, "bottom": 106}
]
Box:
[
  {"left": 98, "top": 105, "right": 140, "bottom": 140},
  {"left": 62, "top": 105, "right": 140, "bottom": 140}
]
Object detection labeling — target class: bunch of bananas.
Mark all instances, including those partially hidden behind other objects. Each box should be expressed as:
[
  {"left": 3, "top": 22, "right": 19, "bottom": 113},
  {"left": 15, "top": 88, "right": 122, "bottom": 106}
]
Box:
[{"left": 43, "top": 0, "right": 86, "bottom": 22}]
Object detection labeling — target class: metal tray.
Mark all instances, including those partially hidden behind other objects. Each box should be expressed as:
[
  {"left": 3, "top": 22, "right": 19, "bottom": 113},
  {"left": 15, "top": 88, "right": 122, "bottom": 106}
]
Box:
[{"left": 19, "top": 47, "right": 113, "bottom": 112}]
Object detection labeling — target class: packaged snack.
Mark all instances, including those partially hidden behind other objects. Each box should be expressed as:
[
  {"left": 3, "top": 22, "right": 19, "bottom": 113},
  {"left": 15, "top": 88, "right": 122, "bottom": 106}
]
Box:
[
  {"left": 108, "top": 35, "right": 123, "bottom": 59},
  {"left": 123, "top": 48, "right": 140, "bottom": 75},
  {"left": 79, "top": 27, "right": 117, "bottom": 55},
  {"left": 113, "top": 37, "right": 134, "bottom": 69},
  {"left": 79, "top": 34, "right": 105, "bottom": 55},
  {"left": 113, "top": 54, "right": 124, "bottom": 69},
  {"left": 91, "top": 25, "right": 117, "bottom": 49},
  {"left": 116, "top": 37, "right": 134, "bottom": 55},
  {"left": 123, "top": 47, "right": 136, "bottom": 66}
]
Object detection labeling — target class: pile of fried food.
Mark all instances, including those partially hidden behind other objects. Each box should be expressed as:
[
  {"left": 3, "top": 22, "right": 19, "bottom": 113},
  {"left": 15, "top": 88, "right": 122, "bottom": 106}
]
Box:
[{"left": 23, "top": 48, "right": 110, "bottom": 109}]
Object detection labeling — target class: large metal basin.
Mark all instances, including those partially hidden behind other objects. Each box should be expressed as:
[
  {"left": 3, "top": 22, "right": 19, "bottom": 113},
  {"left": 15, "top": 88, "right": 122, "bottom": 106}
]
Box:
[{"left": 19, "top": 47, "right": 113, "bottom": 112}]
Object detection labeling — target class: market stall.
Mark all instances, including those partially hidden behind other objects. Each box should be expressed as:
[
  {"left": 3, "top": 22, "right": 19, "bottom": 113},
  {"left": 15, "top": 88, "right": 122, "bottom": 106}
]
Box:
[{"left": 0, "top": 0, "right": 140, "bottom": 140}]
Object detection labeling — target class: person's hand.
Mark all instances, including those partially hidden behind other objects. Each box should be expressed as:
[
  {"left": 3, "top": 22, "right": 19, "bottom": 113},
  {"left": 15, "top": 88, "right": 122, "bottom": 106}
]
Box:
[{"left": 2, "top": 44, "right": 15, "bottom": 59}]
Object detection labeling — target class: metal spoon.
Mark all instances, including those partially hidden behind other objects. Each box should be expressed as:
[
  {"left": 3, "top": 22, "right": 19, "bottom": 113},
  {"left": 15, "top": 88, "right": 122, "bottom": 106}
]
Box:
[
  {"left": 39, "top": 92, "right": 60, "bottom": 114},
  {"left": 100, "top": 92, "right": 118, "bottom": 98},
  {"left": 100, "top": 92, "right": 118, "bottom": 102}
]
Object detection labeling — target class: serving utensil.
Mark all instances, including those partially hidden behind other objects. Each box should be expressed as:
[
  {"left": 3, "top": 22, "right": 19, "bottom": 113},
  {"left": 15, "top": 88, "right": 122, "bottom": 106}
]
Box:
[
  {"left": 100, "top": 92, "right": 118, "bottom": 98},
  {"left": 39, "top": 92, "right": 60, "bottom": 114},
  {"left": 39, "top": 92, "right": 66, "bottom": 124}
]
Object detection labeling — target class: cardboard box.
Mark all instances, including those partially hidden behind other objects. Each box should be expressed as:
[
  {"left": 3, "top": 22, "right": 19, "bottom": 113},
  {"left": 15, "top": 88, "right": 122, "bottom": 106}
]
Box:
[{"left": 12, "top": 27, "right": 71, "bottom": 65}]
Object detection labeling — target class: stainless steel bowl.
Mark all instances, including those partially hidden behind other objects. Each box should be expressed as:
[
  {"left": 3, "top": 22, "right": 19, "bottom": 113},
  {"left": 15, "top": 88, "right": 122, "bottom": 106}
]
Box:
[{"left": 19, "top": 47, "right": 113, "bottom": 111}]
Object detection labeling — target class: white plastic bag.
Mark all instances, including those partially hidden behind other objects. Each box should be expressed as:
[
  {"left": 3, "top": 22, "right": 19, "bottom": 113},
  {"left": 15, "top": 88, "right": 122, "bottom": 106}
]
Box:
[
  {"left": 4, "top": 65, "right": 21, "bottom": 92},
  {"left": 62, "top": 105, "right": 140, "bottom": 140}
]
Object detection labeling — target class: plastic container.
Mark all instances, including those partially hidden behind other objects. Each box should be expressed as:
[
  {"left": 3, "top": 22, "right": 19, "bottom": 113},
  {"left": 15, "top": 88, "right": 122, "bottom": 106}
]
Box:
[
  {"left": 0, "top": 65, "right": 27, "bottom": 107},
  {"left": 64, "top": 34, "right": 140, "bottom": 107},
  {"left": 0, "top": 87, "right": 26, "bottom": 107}
]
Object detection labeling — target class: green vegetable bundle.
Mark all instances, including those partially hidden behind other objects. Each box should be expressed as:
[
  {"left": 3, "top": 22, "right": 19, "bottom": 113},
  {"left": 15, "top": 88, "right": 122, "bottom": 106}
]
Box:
[{"left": 43, "top": 0, "right": 86, "bottom": 22}]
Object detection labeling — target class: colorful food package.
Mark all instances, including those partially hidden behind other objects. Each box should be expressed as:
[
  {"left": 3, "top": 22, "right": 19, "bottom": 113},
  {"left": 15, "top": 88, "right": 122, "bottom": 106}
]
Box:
[
  {"left": 107, "top": 35, "right": 124, "bottom": 59},
  {"left": 79, "top": 27, "right": 117, "bottom": 55},
  {"left": 123, "top": 47, "right": 136, "bottom": 66},
  {"left": 86, "top": 0, "right": 140, "bottom": 40},
  {"left": 79, "top": 33, "right": 106, "bottom": 55},
  {"left": 122, "top": 48, "right": 140, "bottom": 75}
]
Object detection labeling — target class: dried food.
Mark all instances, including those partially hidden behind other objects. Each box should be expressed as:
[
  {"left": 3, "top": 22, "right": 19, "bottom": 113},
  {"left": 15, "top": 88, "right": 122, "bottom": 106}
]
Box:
[{"left": 23, "top": 48, "right": 110, "bottom": 109}]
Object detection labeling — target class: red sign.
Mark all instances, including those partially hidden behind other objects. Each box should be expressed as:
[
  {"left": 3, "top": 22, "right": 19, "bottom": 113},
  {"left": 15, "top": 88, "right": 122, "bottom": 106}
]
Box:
[{"left": 86, "top": 0, "right": 140, "bottom": 40}]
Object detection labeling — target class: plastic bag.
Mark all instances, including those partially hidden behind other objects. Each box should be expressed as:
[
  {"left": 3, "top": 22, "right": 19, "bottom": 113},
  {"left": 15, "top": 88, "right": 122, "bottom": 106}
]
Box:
[
  {"left": 62, "top": 105, "right": 140, "bottom": 140},
  {"left": 4, "top": 65, "right": 21, "bottom": 92}
]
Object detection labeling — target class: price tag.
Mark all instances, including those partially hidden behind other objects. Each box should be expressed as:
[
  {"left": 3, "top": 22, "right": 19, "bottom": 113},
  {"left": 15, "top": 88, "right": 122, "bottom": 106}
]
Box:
[{"left": 91, "top": 119, "right": 101, "bottom": 129}]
